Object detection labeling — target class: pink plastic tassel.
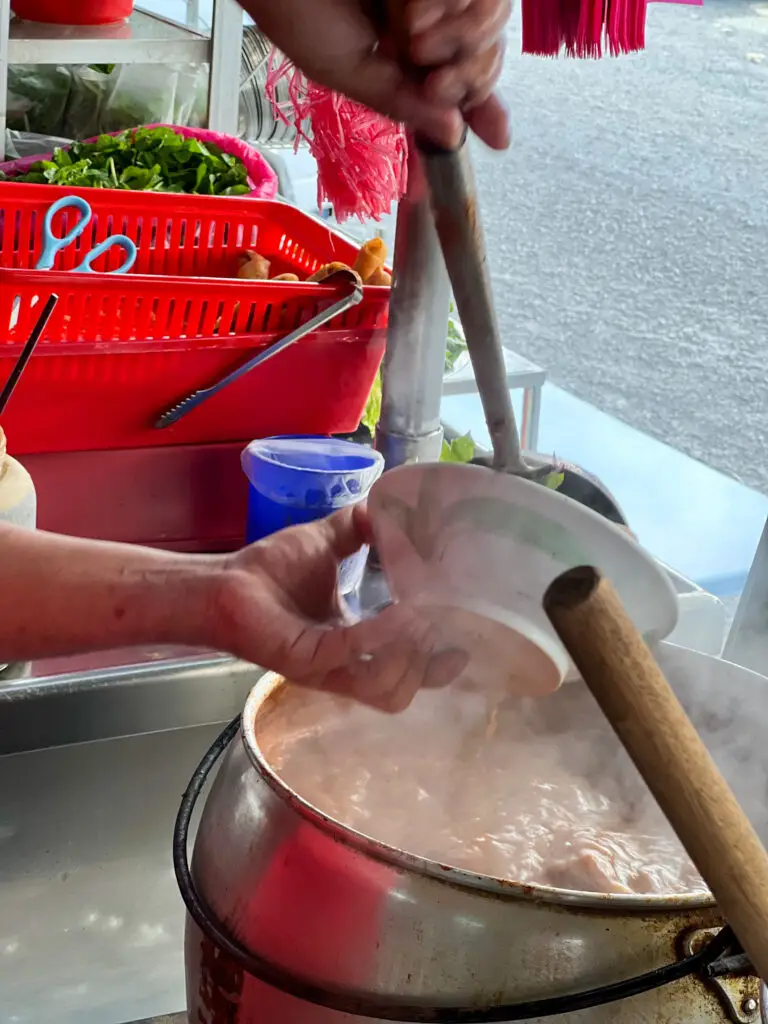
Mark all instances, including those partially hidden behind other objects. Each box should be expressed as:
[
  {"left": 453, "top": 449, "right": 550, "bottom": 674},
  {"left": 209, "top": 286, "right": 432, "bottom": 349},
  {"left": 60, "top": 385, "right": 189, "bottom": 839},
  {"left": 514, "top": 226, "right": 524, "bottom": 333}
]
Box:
[
  {"left": 265, "top": 53, "right": 408, "bottom": 223},
  {"left": 521, "top": 0, "right": 564, "bottom": 56},
  {"left": 522, "top": 0, "right": 696, "bottom": 57}
]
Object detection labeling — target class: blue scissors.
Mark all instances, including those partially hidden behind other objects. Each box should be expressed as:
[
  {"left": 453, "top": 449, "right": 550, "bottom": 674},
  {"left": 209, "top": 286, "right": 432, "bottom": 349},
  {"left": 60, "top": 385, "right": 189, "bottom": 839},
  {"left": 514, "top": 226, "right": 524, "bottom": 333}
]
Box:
[{"left": 37, "top": 195, "right": 137, "bottom": 274}]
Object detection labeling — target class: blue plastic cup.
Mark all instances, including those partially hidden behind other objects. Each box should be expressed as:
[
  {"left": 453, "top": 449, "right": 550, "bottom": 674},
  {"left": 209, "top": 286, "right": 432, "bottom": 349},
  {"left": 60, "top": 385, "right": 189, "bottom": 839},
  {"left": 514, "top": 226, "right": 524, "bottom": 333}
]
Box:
[{"left": 241, "top": 435, "right": 385, "bottom": 594}]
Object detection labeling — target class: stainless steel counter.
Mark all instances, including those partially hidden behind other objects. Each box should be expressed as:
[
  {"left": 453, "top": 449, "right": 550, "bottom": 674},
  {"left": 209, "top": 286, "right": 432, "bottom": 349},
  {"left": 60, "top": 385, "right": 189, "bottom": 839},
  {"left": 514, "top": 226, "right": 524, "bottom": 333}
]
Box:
[
  {"left": 0, "top": 721, "right": 217, "bottom": 1022},
  {"left": 0, "top": 648, "right": 257, "bottom": 756},
  {"left": 0, "top": 562, "right": 388, "bottom": 758},
  {"left": 0, "top": 653, "right": 267, "bottom": 1023}
]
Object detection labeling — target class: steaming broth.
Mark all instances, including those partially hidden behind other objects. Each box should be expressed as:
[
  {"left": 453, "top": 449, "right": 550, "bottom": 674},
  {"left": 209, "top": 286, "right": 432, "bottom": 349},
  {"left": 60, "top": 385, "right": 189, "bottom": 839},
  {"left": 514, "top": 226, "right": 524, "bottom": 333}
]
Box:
[{"left": 257, "top": 674, "right": 746, "bottom": 897}]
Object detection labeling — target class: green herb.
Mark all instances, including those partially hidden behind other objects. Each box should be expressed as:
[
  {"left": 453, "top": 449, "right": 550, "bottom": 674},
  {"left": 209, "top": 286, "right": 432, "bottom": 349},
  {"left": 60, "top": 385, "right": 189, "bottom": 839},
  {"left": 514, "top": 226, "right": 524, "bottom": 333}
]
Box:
[
  {"left": 9, "top": 126, "right": 250, "bottom": 195},
  {"left": 445, "top": 304, "right": 468, "bottom": 373},
  {"left": 544, "top": 471, "right": 565, "bottom": 490},
  {"left": 7, "top": 64, "right": 72, "bottom": 137},
  {"left": 361, "top": 371, "right": 382, "bottom": 436},
  {"left": 440, "top": 434, "right": 475, "bottom": 463}
]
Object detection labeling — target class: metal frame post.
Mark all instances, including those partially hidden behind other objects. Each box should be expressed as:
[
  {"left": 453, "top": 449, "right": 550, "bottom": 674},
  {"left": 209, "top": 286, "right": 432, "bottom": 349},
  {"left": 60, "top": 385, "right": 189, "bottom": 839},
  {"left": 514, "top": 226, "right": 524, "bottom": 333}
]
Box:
[
  {"left": 723, "top": 516, "right": 768, "bottom": 673},
  {"left": 207, "top": 0, "right": 243, "bottom": 136},
  {"left": 376, "top": 146, "right": 451, "bottom": 468},
  {"left": 0, "top": 0, "right": 10, "bottom": 162}
]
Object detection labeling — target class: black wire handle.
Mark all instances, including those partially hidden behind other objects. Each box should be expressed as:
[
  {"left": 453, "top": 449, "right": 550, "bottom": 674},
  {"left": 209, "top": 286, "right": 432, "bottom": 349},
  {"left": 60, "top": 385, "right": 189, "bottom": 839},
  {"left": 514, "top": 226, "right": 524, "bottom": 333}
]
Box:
[
  {"left": 173, "top": 716, "right": 739, "bottom": 1023},
  {"left": 0, "top": 294, "right": 59, "bottom": 417}
]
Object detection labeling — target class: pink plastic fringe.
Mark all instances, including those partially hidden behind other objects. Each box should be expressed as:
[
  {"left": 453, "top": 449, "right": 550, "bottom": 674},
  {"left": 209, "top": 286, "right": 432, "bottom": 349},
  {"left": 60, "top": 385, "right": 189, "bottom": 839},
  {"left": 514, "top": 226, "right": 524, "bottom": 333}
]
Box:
[
  {"left": 522, "top": 0, "right": 649, "bottom": 58},
  {"left": 522, "top": 0, "right": 700, "bottom": 58},
  {"left": 265, "top": 53, "right": 408, "bottom": 223}
]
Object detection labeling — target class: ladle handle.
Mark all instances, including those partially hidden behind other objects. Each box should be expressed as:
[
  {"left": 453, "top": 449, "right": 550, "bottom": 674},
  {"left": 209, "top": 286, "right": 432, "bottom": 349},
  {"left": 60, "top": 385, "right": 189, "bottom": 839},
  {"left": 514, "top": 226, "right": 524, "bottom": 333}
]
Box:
[
  {"left": 382, "top": 0, "right": 529, "bottom": 475},
  {"left": 544, "top": 566, "right": 768, "bottom": 982}
]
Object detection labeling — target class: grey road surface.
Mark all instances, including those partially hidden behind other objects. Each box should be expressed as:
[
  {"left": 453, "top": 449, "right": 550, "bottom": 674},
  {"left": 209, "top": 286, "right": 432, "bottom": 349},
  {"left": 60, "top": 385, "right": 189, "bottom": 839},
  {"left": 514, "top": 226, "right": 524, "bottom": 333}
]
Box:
[{"left": 474, "top": 0, "right": 768, "bottom": 491}]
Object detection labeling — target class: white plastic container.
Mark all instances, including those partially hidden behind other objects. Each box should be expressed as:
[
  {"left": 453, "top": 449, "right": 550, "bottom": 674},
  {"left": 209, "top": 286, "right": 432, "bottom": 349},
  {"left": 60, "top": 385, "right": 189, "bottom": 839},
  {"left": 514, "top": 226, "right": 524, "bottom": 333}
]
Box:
[
  {"left": 0, "top": 428, "right": 36, "bottom": 531},
  {"left": 0, "top": 427, "right": 36, "bottom": 673}
]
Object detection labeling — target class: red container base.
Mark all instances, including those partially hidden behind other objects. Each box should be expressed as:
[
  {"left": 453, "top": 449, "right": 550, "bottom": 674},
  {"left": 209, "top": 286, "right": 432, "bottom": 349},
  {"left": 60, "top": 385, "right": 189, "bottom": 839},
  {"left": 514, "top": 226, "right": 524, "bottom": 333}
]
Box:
[
  {"left": 2, "top": 326, "right": 384, "bottom": 455},
  {"left": 21, "top": 442, "right": 248, "bottom": 552},
  {"left": 10, "top": 0, "right": 133, "bottom": 24}
]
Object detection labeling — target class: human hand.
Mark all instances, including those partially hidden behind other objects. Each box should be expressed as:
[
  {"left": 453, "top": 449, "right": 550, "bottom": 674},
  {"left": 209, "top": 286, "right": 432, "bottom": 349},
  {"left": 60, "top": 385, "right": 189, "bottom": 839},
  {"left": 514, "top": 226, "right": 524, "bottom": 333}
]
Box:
[
  {"left": 212, "top": 505, "right": 468, "bottom": 712},
  {"left": 245, "top": 0, "right": 511, "bottom": 150}
]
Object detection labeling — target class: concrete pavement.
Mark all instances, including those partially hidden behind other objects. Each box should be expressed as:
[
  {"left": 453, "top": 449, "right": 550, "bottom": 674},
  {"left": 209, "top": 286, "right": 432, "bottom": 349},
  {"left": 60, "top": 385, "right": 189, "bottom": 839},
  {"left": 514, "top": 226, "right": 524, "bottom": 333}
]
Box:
[{"left": 475, "top": 0, "right": 768, "bottom": 491}]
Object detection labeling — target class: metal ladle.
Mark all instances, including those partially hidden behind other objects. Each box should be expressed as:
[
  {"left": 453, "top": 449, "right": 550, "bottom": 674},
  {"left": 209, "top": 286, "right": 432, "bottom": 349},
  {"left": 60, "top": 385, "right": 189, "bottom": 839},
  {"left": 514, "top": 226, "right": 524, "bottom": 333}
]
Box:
[
  {"left": 420, "top": 140, "right": 629, "bottom": 525},
  {"left": 383, "top": 0, "right": 628, "bottom": 524},
  {"left": 420, "top": 137, "right": 544, "bottom": 480}
]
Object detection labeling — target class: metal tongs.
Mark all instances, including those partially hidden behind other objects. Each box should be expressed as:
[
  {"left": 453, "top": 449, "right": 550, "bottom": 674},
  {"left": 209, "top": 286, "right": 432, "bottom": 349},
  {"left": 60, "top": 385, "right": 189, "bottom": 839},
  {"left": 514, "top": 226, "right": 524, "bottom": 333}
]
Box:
[{"left": 155, "top": 268, "right": 363, "bottom": 429}]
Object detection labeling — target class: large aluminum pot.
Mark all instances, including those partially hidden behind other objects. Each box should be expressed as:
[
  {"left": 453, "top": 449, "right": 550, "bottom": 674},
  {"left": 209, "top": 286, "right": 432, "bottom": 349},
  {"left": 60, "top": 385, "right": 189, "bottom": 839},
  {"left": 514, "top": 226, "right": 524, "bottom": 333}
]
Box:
[{"left": 183, "top": 643, "right": 768, "bottom": 1024}]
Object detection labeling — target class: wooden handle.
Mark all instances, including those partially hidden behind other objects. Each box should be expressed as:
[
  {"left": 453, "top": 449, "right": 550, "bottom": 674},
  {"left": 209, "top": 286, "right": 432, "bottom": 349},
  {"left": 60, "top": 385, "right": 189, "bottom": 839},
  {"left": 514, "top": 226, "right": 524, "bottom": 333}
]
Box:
[{"left": 544, "top": 565, "right": 768, "bottom": 981}]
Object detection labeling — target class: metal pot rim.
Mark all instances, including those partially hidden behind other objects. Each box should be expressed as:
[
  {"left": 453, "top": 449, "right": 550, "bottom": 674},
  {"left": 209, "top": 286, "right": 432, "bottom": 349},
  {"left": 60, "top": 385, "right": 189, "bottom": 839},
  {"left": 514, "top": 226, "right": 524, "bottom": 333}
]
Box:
[{"left": 242, "top": 674, "right": 716, "bottom": 914}]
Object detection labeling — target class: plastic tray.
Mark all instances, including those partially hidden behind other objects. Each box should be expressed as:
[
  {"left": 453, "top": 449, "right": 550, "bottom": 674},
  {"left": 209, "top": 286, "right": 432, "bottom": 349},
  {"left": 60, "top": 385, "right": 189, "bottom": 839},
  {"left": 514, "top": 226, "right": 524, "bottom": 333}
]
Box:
[
  {"left": 0, "top": 314, "right": 385, "bottom": 454},
  {"left": 0, "top": 184, "right": 389, "bottom": 453}
]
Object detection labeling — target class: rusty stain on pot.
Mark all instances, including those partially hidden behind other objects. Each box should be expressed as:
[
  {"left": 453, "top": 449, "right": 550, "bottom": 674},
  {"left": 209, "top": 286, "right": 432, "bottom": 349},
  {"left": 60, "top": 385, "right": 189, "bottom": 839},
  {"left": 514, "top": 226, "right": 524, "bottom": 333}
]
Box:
[{"left": 682, "top": 927, "right": 761, "bottom": 1024}]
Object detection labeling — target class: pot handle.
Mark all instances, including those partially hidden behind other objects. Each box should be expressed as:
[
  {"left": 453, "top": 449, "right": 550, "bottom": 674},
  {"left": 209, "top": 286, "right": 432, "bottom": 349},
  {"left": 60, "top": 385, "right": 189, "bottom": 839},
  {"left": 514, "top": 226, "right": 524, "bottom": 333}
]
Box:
[{"left": 545, "top": 566, "right": 768, "bottom": 985}]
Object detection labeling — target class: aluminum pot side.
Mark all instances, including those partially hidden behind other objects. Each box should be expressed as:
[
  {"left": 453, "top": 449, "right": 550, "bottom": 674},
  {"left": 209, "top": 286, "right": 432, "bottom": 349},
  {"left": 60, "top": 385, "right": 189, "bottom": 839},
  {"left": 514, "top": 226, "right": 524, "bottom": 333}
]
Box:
[
  {"left": 186, "top": 654, "right": 763, "bottom": 1013},
  {"left": 185, "top": 914, "right": 753, "bottom": 1024}
]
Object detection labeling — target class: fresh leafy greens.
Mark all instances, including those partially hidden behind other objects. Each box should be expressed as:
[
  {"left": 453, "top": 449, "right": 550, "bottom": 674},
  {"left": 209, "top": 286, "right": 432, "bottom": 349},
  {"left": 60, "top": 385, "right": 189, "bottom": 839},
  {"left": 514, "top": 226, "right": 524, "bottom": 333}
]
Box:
[
  {"left": 440, "top": 434, "right": 476, "bottom": 463},
  {"left": 445, "top": 304, "right": 468, "bottom": 372},
  {"left": 4, "top": 126, "right": 250, "bottom": 196},
  {"left": 361, "top": 371, "right": 382, "bottom": 436},
  {"left": 544, "top": 471, "right": 565, "bottom": 490}
]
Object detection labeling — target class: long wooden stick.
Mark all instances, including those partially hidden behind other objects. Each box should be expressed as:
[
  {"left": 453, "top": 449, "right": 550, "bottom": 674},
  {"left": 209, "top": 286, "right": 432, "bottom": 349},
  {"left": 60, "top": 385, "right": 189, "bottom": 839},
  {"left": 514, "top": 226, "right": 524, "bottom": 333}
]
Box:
[{"left": 544, "top": 565, "right": 768, "bottom": 981}]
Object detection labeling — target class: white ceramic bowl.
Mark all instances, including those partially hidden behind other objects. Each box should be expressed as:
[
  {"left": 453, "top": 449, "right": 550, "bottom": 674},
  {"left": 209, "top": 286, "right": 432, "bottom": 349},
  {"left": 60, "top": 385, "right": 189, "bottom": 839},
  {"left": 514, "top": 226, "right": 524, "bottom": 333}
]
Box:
[{"left": 368, "top": 463, "right": 679, "bottom": 697}]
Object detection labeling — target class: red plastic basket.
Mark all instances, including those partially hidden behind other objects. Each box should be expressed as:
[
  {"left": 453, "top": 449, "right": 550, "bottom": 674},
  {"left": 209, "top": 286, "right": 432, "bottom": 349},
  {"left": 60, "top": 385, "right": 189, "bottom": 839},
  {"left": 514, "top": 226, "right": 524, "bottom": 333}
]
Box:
[
  {"left": 0, "top": 183, "right": 365, "bottom": 278},
  {"left": 0, "top": 184, "right": 389, "bottom": 454}
]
